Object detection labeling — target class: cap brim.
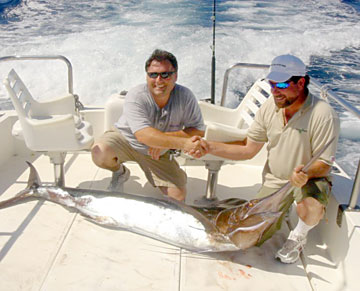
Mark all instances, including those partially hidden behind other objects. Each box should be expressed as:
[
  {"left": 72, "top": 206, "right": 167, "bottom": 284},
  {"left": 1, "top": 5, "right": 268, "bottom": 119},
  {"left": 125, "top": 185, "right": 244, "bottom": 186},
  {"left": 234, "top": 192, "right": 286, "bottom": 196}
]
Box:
[{"left": 266, "top": 71, "right": 292, "bottom": 82}]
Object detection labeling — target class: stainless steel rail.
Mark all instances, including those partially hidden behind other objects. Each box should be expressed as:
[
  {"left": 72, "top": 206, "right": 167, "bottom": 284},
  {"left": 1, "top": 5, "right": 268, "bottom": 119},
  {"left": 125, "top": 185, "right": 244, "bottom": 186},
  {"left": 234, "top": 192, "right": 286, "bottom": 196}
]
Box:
[
  {"left": 311, "top": 79, "right": 360, "bottom": 120},
  {"left": 220, "top": 63, "right": 269, "bottom": 106},
  {"left": 0, "top": 55, "right": 74, "bottom": 93},
  {"left": 0, "top": 55, "right": 84, "bottom": 112},
  {"left": 220, "top": 62, "right": 360, "bottom": 215}
]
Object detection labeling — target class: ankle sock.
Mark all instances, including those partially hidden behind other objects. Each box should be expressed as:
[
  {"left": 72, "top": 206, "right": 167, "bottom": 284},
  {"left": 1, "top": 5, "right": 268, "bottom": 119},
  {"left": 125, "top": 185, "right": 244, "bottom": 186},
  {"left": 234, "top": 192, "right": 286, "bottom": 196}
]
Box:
[
  {"left": 290, "top": 218, "right": 316, "bottom": 239},
  {"left": 113, "top": 165, "right": 125, "bottom": 176}
]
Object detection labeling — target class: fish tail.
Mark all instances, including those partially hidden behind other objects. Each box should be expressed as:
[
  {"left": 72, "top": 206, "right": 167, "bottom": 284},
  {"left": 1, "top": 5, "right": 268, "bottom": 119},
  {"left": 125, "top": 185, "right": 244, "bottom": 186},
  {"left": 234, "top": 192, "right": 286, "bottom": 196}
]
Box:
[{"left": 0, "top": 162, "right": 41, "bottom": 210}]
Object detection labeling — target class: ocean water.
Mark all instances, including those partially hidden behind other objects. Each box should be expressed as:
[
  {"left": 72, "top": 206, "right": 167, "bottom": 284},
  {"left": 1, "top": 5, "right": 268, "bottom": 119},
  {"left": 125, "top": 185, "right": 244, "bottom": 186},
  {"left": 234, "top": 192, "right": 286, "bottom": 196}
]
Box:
[{"left": 0, "top": 0, "right": 359, "bottom": 179}]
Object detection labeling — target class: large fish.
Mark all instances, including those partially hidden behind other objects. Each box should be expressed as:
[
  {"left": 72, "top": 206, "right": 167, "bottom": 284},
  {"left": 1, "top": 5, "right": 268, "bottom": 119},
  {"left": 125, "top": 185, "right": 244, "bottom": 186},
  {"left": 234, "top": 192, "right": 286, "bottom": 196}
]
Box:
[
  {"left": 0, "top": 162, "right": 279, "bottom": 252},
  {"left": 0, "top": 138, "right": 333, "bottom": 252}
]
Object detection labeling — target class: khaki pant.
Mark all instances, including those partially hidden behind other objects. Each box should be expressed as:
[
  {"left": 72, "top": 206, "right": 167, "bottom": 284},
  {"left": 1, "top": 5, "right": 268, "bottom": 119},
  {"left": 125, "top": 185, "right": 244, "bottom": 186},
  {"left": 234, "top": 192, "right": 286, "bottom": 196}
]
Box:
[
  {"left": 255, "top": 178, "right": 332, "bottom": 245},
  {"left": 96, "top": 129, "right": 187, "bottom": 188}
]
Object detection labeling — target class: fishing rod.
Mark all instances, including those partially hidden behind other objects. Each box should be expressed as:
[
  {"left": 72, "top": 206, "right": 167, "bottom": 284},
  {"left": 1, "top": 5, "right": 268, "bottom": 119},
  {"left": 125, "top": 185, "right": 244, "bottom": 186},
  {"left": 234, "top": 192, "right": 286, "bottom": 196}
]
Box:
[{"left": 210, "top": 0, "right": 216, "bottom": 104}]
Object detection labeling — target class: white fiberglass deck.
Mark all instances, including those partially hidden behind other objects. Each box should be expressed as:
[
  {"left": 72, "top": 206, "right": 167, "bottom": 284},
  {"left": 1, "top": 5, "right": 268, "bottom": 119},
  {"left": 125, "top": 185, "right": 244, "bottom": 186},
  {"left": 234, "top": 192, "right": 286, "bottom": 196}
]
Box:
[{"left": 0, "top": 151, "right": 350, "bottom": 291}]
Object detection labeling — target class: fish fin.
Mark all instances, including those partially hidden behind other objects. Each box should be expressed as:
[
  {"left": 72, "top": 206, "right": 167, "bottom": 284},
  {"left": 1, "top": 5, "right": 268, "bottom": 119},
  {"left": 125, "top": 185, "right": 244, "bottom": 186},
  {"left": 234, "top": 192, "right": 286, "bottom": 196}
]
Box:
[
  {"left": 228, "top": 212, "right": 281, "bottom": 235},
  {"left": 0, "top": 192, "right": 33, "bottom": 209},
  {"left": 228, "top": 220, "right": 269, "bottom": 236},
  {"left": 0, "top": 162, "right": 42, "bottom": 208},
  {"left": 0, "top": 162, "right": 41, "bottom": 209},
  {"left": 0, "top": 187, "right": 34, "bottom": 209},
  {"left": 216, "top": 197, "right": 247, "bottom": 208},
  {"left": 193, "top": 198, "right": 247, "bottom": 211},
  {"left": 25, "top": 161, "right": 42, "bottom": 189}
]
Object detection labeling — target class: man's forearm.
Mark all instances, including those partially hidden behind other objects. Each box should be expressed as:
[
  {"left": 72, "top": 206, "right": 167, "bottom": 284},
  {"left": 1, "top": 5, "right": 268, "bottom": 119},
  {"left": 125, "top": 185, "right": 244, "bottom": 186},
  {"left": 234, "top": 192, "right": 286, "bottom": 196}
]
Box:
[
  {"left": 305, "top": 160, "right": 331, "bottom": 179},
  {"left": 135, "top": 127, "right": 187, "bottom": 149},
  {"left": 165, "top": 127, "right": 204, "bottom": 138},
  {"left": 290, "top": 160, "right": 331, "bottom": 188},
  {"left": 207, "top": 139, "right": 264, "bottom": 160}
]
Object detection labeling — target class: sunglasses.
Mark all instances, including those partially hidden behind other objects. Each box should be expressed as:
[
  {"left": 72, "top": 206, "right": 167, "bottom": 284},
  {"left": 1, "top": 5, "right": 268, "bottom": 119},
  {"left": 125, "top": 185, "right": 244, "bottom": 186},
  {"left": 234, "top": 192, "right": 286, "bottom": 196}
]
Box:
[
  {"left": 269, "top": 81, "right": 291, "bottom": 89},
  {"left": 147, "top": 71, "right": 176, "bottom": 79}
]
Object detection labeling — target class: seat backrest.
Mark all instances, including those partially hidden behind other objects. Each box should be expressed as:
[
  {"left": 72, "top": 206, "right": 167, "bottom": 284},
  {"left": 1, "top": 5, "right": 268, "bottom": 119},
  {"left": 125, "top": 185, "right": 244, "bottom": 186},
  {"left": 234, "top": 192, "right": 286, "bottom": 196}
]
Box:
[
  {"left": 5, "top": 69, "right": 77, "bottom": 116},
  {"left": 234, "top": 79, "right": 271, "bottom": 129},
  {"left": 4, "top": 69, "right": 34, "bottom": 120},
  {"left": 3, "top": 69, "right": 93, "bottom": 152},
  {"left": 3, "top": 69, "right": 38, "bottom": 143}
]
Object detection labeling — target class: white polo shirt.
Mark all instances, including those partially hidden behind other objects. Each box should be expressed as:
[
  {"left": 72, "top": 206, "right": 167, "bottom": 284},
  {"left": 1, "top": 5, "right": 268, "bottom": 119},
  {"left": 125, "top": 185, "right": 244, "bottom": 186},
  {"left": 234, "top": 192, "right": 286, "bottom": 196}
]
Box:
[{"left": 247, "top": 93, "right": 340, "bottom": 188}]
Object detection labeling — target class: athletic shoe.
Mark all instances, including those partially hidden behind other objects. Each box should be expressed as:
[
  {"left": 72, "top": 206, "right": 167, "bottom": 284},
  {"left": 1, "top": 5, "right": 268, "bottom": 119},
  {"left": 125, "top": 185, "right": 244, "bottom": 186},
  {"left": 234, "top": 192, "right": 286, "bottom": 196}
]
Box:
[
  {"left": 107, "top": 165, "right": 130, "bottom": 192},
  {"left": 275, "top": 231, "right": 307, "bottom": 264}
]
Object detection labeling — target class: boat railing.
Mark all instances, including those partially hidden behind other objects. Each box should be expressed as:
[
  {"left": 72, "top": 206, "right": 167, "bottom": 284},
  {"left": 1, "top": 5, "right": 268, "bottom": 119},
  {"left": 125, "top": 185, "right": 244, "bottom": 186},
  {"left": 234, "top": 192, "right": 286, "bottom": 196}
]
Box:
[
  {"left": 0, "top": 55, "right": 84, "bottom": 113},
  {"left": 220, "top": 62, "right": 360, "bottom": 222}
]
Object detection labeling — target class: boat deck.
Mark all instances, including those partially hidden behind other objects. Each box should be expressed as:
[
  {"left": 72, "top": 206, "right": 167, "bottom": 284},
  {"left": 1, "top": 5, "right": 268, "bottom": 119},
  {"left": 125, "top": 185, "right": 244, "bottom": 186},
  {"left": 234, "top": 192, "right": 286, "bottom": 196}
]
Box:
[{"left": 0, "top": 151, "right": 348, "bottom": 291}]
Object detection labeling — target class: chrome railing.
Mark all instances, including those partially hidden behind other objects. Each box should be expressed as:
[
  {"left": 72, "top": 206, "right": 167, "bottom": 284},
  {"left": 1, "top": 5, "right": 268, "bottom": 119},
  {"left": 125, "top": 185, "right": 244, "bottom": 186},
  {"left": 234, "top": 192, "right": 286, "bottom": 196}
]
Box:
[
  {"left": 220, "top": 63, "right": 269, "bottom": 106},
  {"left": 311, "top": 79, "right": 360, "bottom": 120},
  {"left": 0, "top": 55, "right": 84, "bottom": 112},
  {"left": 220, "top": 62, "right": 360, "bottom": 216}
]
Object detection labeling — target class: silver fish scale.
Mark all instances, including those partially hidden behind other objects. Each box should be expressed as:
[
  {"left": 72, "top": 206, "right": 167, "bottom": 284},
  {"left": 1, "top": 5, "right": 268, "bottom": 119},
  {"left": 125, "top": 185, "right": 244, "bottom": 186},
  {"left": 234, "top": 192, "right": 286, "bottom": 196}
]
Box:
[{"left": 43, "top": 189, "right": 236, "bottom": 252}]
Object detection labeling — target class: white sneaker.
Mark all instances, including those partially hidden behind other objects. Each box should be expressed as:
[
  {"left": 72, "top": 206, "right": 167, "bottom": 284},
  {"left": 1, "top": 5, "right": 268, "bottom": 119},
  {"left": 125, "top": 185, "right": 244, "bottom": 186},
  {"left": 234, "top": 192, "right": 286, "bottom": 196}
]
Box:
[
  {"left": 275, "top": 231, "right": 307, "bottom": 264},
  {"left": 107, "top": 165, "right": 130, "bottom": 192}
]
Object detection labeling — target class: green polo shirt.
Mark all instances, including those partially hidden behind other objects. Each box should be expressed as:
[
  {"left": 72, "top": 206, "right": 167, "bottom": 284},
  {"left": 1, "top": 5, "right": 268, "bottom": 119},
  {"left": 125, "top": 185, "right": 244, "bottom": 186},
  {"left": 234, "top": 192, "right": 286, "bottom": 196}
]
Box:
[{"left": 247, "top": 93, "right": 340, "bottom": 188}]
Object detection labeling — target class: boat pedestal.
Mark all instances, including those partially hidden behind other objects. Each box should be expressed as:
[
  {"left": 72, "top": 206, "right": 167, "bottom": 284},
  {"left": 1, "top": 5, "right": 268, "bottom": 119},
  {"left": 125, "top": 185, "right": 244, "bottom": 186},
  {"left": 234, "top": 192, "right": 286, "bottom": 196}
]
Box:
[
  {"left": 194, "top": 160, "right": 224, "bottom": 206},
  {"left": 47, "top": 152, "right": 66, "bottom": 187}
]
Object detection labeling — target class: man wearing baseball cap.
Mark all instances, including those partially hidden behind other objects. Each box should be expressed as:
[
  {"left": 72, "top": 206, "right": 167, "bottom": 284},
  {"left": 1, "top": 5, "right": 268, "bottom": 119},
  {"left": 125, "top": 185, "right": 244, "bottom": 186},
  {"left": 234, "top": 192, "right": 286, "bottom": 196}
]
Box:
[{"left": 192, "top": 54, "right": 340, "bottom": 263}]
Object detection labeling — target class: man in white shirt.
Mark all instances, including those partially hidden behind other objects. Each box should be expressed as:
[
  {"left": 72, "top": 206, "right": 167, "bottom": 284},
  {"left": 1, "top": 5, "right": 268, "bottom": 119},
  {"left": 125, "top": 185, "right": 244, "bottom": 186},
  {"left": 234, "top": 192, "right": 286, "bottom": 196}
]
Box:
[{"left": 193, "top": 54, "right": 340, "bottom": 263}]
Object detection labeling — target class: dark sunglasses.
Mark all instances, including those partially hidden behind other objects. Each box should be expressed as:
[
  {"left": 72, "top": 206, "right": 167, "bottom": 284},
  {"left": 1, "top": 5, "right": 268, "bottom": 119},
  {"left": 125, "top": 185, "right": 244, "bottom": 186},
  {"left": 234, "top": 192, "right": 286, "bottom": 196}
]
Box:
[
  {"left": 269, "top": 81, "right": 291, "bottom": 89},
  {"left": 147, "top": 71, "right": 176, "bottom": 79}
]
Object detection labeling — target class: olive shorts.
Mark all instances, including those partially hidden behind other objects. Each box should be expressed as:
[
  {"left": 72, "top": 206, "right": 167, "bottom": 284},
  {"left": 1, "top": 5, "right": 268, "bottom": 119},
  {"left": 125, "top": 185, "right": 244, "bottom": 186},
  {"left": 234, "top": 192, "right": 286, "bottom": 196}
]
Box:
[
  {"left": 255, "top": 177, "right": 332, "bottom": 245},
  {"left": 96, "top": 129, "right": 187, "bottom": 189}
]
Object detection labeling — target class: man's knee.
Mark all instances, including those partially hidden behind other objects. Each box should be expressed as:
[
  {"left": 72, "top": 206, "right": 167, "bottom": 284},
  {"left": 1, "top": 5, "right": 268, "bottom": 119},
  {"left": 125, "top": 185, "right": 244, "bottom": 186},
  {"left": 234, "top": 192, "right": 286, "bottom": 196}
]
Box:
[
  {"left": 91, "top": 143, "right": 118, "bottom": 170},
  {"left": 159, "top": 186, "right": 186, "bottom": 202},
  {"left": 297, "top": 197, "right": 325, "bottom": 222},
  {"left": 91, "top": 144, "right": 103, "bottom": 165}
]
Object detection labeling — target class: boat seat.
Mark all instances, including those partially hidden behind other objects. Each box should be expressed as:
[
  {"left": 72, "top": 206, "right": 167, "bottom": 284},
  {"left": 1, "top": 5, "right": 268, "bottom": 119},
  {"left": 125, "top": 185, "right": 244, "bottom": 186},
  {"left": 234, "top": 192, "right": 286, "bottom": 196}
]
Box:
[
  {"left": 200, "top": 78, "right": 270, "bottom": 142},
  {"left": 3, "top": 69, "right": 94, "bottom": 186},
  {"left": 189, "top": 79, "right": 271, "bottom": 204}
]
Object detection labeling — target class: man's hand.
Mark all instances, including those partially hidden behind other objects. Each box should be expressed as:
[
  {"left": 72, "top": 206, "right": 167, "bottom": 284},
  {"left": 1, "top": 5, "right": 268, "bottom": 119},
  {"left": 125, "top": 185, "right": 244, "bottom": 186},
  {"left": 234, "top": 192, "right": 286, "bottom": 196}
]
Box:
[
  {"left": 290, "top": 164, "right": 309, "bottom": 188},
  {"left": 183, "top": 136, "right": 201, "bottom": 154},
  {"left": 148, "top": 136, "right": 206, "bottom": 160},
  {"left": 148, "top": 147, "right": 162, "bottom": 160},
  {"left": 185, "top": 136, "right": 209, "bottom": 158}
]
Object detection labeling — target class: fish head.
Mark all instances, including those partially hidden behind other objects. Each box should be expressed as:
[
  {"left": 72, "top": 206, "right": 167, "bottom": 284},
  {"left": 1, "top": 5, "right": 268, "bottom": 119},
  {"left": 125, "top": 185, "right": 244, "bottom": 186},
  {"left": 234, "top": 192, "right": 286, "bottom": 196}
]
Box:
[
  {"left": 226, "top": 212, "right": 281, "bottom": 250},
  {"left": 214, "top": 201, "right": 254, "bottom": 233},
  {"left": 215, "top": 206, "right": 243, "bottom": 234},
  {"left": 239, "top": 198, "right": 273, "bottom": 219}
]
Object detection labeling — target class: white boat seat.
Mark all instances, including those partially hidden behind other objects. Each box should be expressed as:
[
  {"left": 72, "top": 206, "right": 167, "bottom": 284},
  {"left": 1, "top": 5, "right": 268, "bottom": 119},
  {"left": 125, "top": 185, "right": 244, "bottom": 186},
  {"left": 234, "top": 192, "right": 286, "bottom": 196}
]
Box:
[
  {"left": 199, "top": 78, "right": 270, "bottom": 141},
  {"left": 3, "top": 69, "right": 94, "bottom": 186},
  {"left": 189, "top": 79, "right": 271, "bottom": 204}
]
